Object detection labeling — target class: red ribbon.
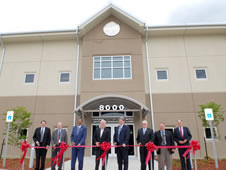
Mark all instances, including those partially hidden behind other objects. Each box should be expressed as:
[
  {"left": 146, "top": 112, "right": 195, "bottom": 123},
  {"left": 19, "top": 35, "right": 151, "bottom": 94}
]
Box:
[
  {"left": 183, "top": 140, "right": 200, "bottom": 158},
  {"left": 145, "top": 142, "right": 157, "bottom": 165},
  {"left": 51, "top": 142, "right": 69, "bottom": 166},
  {"left": 20, "top": 141, "right": 30, "bottom": 164},
  {"left": 96, "top": 141, "right": 111, "bottom": 166}
]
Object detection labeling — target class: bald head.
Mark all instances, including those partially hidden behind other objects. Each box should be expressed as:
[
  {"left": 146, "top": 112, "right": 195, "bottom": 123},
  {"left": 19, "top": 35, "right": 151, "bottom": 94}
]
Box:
[
  {"left": 100, "top": 119, "right": 106, "bottom": 129},
  {"left": 142, "top": 120, "right": 148, "bottom": 128},
  {"left": 57, "top": 122, "right": 62, "bottom": 129}
]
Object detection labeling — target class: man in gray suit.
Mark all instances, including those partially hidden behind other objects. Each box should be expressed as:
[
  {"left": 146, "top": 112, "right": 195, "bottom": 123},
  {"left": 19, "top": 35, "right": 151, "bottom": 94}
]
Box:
[{"left": 51, "top": 122, "right": 68, "bottom": 170}]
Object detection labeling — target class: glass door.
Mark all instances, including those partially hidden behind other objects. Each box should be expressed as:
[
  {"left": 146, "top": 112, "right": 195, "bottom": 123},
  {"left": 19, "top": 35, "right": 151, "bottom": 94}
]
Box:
[{"left": 91, "top": 124, "right": 135, "bottom": 157}]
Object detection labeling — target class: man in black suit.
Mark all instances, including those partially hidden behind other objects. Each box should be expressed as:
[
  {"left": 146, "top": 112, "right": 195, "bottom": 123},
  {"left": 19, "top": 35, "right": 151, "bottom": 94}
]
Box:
[
  {"left": 113, "top": 117, "right": 130, "bottom": 170},
  {"left": 173, "top": 120, "right": 192, "bottom": 170},
  {"left": 136, "top": 120, "right": 154, "bottom": 170},
  {"left": 94, "top": 119, "right": 111, "bottom": 170},
  {"left": 33, "top": 120, "right": 51, "bottom": 170},
  {"left": 154, "top": 122, "right": 175, "bottom": 170}
]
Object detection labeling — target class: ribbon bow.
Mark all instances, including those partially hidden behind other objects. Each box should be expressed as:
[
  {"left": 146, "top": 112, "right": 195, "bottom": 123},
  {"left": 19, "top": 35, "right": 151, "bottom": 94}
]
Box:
[
  {"left": 51, "top": 142, "right": 69, "bottom": 166},
  {"left": 96, "top": 141, "right": 111, "bottom": 166},
  {"left": 20, "top": 141, "right": 30, "bottom": 164},
  {"left": 183, "top": 140, "right": 200, "bottom": 158},
  {"left": 145, "top": 142, "right": 157, "bottom": 165}
]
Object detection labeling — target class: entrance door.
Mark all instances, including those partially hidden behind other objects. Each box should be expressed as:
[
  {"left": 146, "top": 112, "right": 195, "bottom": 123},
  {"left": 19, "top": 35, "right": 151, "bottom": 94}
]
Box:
[{"left": 91, "top": 124, "right": 135, "bottom": 157}]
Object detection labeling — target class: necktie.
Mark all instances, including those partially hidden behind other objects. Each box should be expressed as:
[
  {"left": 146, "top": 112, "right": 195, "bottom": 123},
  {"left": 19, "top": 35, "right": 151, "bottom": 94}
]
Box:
[
  {"left": 143, "top": 128, "right": 146, "bottom": 136},
  {"left": 117, "top": 126, "right": 122, "bottom": 142},
  {"left": 57, "top": 130, "right": 61, "bottom": 145},
  {"left": 161, "top": 131, "right": 166, "bottom": 145},
  {"left": 41, "top": 128, "right": 44, "bottom": 142},
  {"left": 180, "top": 127, "right": 183, "bottom": 139},
  {"left": 77, "top": 127, "right": 80, "bottom": 135}
]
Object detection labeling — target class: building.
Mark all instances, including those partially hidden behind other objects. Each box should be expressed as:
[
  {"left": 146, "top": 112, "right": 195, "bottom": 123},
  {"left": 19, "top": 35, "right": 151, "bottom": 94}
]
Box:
[{"left": 0, "top": 4, "right": 226, "bottom": 159}]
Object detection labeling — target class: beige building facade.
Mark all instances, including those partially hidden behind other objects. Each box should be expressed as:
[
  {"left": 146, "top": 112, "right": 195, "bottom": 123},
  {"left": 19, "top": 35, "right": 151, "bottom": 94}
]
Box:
[{"left": 0, "top": 4, "right": 226, "bottom": 159}]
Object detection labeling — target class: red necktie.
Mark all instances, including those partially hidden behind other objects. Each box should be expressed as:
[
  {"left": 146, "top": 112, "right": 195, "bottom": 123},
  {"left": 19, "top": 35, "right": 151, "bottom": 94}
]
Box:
[{"left": 180, "top": 127, "right": 183, "bottom": 139}]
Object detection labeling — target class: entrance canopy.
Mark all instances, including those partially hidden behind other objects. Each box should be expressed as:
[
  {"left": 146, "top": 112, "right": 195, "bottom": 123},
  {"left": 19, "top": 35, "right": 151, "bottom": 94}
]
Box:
[{"left": 75, "top": 94, "right": 150, "bottom": 113}]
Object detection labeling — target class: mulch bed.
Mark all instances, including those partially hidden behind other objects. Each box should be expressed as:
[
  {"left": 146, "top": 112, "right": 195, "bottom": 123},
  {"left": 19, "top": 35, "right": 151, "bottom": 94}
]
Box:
[{"left": 0, "top": 158, "right": 226, "bottom": 169}]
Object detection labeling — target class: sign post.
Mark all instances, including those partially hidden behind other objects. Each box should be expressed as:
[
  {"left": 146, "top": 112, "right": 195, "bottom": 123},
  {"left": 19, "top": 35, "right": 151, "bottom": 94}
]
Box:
[
  {"left": 204, "top": 108, "right": 218, "bottom": 168},
  {"left": 3, "top": 111, "right": 14, "bottom": 168}
]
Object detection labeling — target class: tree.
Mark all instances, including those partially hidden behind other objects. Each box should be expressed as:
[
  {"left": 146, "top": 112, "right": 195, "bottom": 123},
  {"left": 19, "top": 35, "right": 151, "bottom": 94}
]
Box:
[
  {"left": 198, "top": 101, "right": 224, "bottom": 127},
  {"left": 2, "top": 106, "right": 32, "bottom": 147}
]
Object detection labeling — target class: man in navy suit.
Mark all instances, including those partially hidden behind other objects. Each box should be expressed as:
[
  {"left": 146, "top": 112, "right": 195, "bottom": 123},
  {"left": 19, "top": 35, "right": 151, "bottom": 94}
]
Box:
[
  {"left": 113, "top": 117, "right": 130, "bottom": 170},
  {"left": 71, "top": 118, "right": 87, "bottom": 170},
  {"left": 173, "top": 120, "right": 192, "bottom": 170}
]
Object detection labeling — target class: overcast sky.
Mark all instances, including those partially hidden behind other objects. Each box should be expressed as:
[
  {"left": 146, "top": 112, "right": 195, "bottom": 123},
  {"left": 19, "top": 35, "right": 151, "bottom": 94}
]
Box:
[{"left": 0, "top": 0, "right": 226, "bottom": 33}]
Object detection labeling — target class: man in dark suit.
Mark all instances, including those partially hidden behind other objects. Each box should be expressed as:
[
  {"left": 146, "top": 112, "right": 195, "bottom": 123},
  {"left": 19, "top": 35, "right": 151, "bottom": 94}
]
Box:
[
  {"left": 154, "top": 122, "right": 175, "bottom": 170},
  {"left": 71, "top": 118, "right": 87, "bottom": 170},
  {"left": 33, "top": 120, "right": 51, "bottom": 170},
  {"left": 136, "top": 120, "right": 154, "bottom": 170},
  {"left": 173, "top": 120, "right": 192, "bottom": 170},
  {"left": 94, "top": 119, "right": 111, "bottom": 170},
  {"left": 113, "top": 117, "right": 130, "bottom": 170},
  {"left": 51, "top": 122, "right": 68, "bottom": 170}
]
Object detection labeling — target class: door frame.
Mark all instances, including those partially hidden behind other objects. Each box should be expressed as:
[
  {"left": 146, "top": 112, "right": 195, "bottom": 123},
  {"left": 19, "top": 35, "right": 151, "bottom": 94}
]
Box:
[{"left": 90, "top": 123, "right": 136, "bottom": 157}]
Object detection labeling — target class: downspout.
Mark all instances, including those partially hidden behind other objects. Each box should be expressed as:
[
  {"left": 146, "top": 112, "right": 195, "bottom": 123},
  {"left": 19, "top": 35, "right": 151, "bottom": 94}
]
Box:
[
  {"left": 145, "top": 25, "right": 155, "bottom": 131},
  {"left": 73, "top": 27, "right": 80, "bottom": 126},
  {"left": 0, "top": 34, "right": 6, "bottom": 75}
]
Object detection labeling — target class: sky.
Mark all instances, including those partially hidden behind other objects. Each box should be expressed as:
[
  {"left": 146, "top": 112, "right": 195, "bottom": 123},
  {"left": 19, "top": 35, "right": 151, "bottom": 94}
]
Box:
[{"left": 0, "top": 0, "right": 226, "bottom": 33}]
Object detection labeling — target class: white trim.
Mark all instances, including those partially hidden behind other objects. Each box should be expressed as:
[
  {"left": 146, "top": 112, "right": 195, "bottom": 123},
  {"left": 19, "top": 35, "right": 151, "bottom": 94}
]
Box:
[
  {"left": 155, "top": 69, "right": 168, "bottom": 81},
  {"left": 194, "top": 67, "right": 208, "bottom": 80},
  {"left": 59, "top": 72, "right": 71, "bottom": 83},
  {"left": 204, "top": 127, "right": 218, "bottom": 140},
  {"left": 92, "top": 111, "right": 134, "bottom": 118},
  {"left": 93, "top": 55, "right": 132, "bottom": 80},
  {"left": 24, "top": 73, "right": 35, "bottom": 84}
]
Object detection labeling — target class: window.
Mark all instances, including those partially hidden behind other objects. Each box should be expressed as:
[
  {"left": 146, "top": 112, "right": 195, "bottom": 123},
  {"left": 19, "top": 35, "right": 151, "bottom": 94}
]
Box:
[
  {"left": 156, "top": 69, "right": 168, "bottom": 80},
  {"left": 93, "top": 56, "right": 132, "bottom": 80},
  {"left": 204, "top": 127, "right": 217, "bottom": 139},
  {"left": 195, "top": 68, "right": 207, "bottom": 79},
  {"left": 92, "top": 111, "right": 134, "bottom": 117},
  {"left": 165, "top": 127, "right": 175, "bottom": 135},
  {"left": 25, "top": 73, "right": 35, "bottom": 83},
  {"left": 60, "top": 72, "right": 70, "bottom": 83},
  {"left": 17, "top": 128, "right": 29, "bottom": 140}
]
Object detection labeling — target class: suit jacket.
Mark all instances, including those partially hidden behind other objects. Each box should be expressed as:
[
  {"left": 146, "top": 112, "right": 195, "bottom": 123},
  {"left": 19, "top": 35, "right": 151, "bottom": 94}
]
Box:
[
  {"left": 94, "top": 128, "right": 111, "bottom": 144},
  {"left": 154, "top": 130, "right": 175, "bottom": 155},
  {"left": 136, "top": 128, "right": 154, "bottom": 145},
  {"left": 33, "top": 127, "right": 51, "bottom": 147},
  {"left": 71, "top": 125, "right": 87, "bottom": 145},
  {"left": 173, "top": 126, "right": 192, "bottom": 145},
  {"left": 113, "top": 125, "right": 130, "bottom": 145},
  {"left": 51, "top": 128, "right": 68, "bottom": 145}
]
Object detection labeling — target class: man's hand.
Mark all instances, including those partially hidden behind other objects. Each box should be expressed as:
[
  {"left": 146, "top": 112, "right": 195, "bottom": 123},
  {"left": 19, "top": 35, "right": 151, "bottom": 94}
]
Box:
[
  {"left": 36, "top": 141, "right": 40, "bottom": 146},
  {"left": 179, "top": 141, "right": 184, "bottom": 144},
  {"left": 114, "top": 142, "right": 117, "bottom": 145},
  {"left": 172, "top": 149, "right": 175, "bottom": 152},
  {"left": 46, "top": 145, "right": 49, "bottom": 150},
  {"left": 77, "top": 143, "right": 81, "bottom": 146},
  {"left": 96, "top": 142, "right": 100, "bottom": 146},
  {"left": 72, "top": 142, "right": 75, "bottom": 146},
  {"left": 122, "top": 144, "right": 126, "bottom": 147},
  {"left": 183, "top": 139, "right": 187, "bottom": 143}
]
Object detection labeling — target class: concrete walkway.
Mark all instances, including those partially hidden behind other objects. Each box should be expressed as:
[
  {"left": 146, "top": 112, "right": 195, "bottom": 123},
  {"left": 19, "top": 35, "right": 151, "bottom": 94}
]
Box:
[{"left": 47, "top": 157, "right": 158, "bottom": 170}]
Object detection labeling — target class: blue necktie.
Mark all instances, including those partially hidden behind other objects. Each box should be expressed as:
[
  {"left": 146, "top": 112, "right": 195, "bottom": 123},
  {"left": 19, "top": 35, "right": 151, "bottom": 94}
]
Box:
[{"left": 117, "top": 126, "right": 122, "bottom": 142}]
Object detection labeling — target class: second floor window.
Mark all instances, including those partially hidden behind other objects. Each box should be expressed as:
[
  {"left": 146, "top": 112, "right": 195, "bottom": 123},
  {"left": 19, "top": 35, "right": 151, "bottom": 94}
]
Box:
[
  {"left": 25, "top": 73, "right": 35, "bottom": 83},
  {"left": 93, "top": 56, "right": 132, "bottom": 80},
  {"left": 60, "top": 72, "right": 70, "bottom": 83}
]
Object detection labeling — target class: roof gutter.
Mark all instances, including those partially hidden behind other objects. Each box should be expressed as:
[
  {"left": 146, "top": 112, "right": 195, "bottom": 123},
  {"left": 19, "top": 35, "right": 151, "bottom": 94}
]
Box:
[{"left": 0, "top": 34, "right": 6, "bottom": 75}]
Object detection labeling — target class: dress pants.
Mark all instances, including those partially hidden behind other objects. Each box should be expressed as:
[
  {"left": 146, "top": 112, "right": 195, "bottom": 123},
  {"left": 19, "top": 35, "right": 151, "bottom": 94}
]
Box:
[
  {"left": 95, "top": 148, "right": 108, "bottom": 170},
  {"left": 140, "top": 147, "right": 154, "bottom": 170},
  {"left": 158, "top": 149, "right": 172, "bottom": 170},
  {"left": 178, "top": 148, "right": 191, "bottom": 170},
  {"left": 35, "top": 143, "right": 47, "bottom": 170},
  {"left": 51, "top": 145, "right": 63, "bottom": 170},
  {"left": 116, "top": 147, "right": 129, "bottom": 170},
  {"left": 71, "top": 147, "right": 85, "bottom": 170}
]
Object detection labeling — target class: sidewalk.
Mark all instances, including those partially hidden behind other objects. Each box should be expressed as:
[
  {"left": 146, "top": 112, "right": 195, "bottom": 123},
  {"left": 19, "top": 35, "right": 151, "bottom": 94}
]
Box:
[{"left": 47, "top": 157, "right": 158, "bottom": 170}]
